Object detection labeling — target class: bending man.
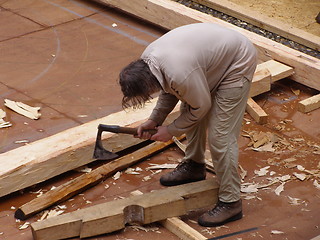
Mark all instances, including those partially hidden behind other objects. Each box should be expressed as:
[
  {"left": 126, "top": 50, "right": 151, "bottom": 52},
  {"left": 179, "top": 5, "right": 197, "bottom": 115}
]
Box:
[{"left": 119, "top": 23, "right": 257, "bottom": 227}]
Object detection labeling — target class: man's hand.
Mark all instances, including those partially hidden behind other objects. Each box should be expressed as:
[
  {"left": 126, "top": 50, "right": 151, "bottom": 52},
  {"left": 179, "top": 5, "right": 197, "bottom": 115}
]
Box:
[
  {"left": 137, "top": 120, "right": 158, "bottom": 139},
  {"left": 151, "top": 125, "right": 173, "bottom": 142}
]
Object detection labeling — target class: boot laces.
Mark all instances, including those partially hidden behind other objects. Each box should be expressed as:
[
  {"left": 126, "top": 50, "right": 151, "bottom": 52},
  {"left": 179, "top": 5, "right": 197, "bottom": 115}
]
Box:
[
  {"left": 208, "top": 201, "right": 229, "bottom": 216},
  {"left": 172, "top": 160, "right": 190, "bottom": 173}
]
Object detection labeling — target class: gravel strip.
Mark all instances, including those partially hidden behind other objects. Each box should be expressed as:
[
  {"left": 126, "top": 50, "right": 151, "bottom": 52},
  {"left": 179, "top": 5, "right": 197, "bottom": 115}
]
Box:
[{"left": 175, "top": 0, "right": 320, "bottom": 59}]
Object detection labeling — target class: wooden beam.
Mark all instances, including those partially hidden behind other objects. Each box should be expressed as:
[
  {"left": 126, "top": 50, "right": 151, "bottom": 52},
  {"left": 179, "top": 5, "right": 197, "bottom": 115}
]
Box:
[
  {"left": 0, "top": 98, "right": 178, "bottom": 198},
  {"left": 15, "top": 135, "right": 185, "bottom": 220},
  {"left": 193, "top": 0, "right": 320, "bottom": 51},
  {"left": 31, "top": 179, "right": 219, "bottom": 240},
  {"left": 131, "top": 190, "right": 207, "bottom": 240},
  {"left": 297, "top": 94, "right": 320, "bottom": 113},
  {"left": 94, "top": 0, "right": 320, "bottom": 91},
  {"left": 246, "top": 98, "right": 268, "bottom": 124}
]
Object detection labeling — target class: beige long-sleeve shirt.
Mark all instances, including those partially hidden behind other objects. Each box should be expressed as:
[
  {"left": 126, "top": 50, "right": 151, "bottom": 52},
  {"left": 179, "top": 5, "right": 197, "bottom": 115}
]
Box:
[{"left": 141, "top": 23, "right": 257, "bottom": 136}]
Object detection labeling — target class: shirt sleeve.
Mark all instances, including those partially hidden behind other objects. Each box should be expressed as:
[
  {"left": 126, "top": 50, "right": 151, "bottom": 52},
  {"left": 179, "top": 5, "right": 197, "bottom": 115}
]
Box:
[
  {"left": 148, "top": 91, "right": 179, "bottom": 126},
  {"left": 167, "top": 68, "right": 212, "bottom": 136}
]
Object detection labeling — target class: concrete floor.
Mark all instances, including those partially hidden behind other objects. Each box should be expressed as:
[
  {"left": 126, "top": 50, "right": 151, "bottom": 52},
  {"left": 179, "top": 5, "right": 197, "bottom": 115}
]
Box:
[{"left": 0, "top": 1, "right": 319, "bottom": 240}]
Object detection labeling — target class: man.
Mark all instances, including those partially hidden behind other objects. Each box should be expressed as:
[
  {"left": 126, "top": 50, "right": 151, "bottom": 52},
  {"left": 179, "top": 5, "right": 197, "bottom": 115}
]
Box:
[{"left": 119, "top": 23, "right": 257, "bottom": 227}]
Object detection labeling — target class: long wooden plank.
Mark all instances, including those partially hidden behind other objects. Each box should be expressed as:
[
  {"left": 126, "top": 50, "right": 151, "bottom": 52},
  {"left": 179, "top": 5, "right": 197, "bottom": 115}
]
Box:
[
  {"left": 193, "top": 0, "right": 320, "bottom": 51},
  {"left": 94, "top": 0, "right": 320, "bottom": 91},
  {"left": 15, "top": 135, "right": 185, "bottom": 220},
  {"left": 31, "top": 179, "right": 219, "bottom": 240},
  {"left": 0, "top": 98, "right": 177, "bottom": 198}
]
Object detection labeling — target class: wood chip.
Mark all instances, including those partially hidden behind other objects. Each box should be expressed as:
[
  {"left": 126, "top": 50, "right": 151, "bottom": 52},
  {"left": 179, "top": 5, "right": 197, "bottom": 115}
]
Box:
[
  {"left": 19, "top": 222, "right": 30, "bottom": 230},
  {"left": 146, "top": 163, "right": 178, "bottom": 170},
  {"left": 275, "top": 182, "right": 285, "bottom": 195},
  {"left": 313, "top": 180, "right": 320, "bottom": 189},
  {"left": 254, "top": 166, "right": 270, "bottom": 176},
  {"left": 293, "top": 172, "right": 306, "bottom": 181},
  {"left": 4, "top": 99, "right": 41, "bottom": 120},
  {"left": 271, "top": 230, "right": 284, "bottom": 235},
  {"left": 241, "top": 183, "right": 259, "bottom": 193},
  {"left": 112, "top": 171, "right": 121, "bottom": 180}
]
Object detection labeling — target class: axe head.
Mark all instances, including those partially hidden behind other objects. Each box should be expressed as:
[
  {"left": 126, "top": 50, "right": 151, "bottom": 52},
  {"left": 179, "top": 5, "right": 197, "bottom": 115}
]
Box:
[{"left": 93, "top": 125, "right": 119, "bottom": 160}]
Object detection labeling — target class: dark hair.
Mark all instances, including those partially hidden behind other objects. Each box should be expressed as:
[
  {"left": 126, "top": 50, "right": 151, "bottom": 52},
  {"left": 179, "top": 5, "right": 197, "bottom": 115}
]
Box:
[{"left": 119, "top": 59, "right": 161, "bottom": 109}]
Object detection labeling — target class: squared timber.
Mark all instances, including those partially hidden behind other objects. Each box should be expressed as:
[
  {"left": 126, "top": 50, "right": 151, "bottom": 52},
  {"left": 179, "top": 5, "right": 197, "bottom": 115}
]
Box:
[{"left": 31, "top": 179, "right": 219, "bottom": 240}]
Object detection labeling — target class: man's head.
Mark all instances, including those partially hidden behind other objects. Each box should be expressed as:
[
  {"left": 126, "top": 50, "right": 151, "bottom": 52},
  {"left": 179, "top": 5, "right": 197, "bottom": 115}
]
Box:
[{"left": 119, "top": 59, "right": 161, "bottom": 109}]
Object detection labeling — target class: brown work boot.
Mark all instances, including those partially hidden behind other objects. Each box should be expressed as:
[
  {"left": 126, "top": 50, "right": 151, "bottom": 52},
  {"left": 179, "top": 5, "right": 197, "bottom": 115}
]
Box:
[
  {"left": 198, "top": 200, "right": 242, "bottom": 227},
  {"left": 160, "top": 159, "right": 206, "bottom": 186}
]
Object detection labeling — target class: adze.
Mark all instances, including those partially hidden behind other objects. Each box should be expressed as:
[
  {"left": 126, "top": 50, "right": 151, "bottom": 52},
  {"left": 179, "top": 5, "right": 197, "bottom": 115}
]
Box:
[{"left": 93, "top": 124, "right": 157, "bottom": 160}]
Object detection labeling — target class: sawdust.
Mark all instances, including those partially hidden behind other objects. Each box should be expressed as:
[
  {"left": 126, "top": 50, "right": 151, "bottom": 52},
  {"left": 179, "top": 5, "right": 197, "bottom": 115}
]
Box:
[{"left": 228, "top": 0, "right": 320, "bottom": 36}]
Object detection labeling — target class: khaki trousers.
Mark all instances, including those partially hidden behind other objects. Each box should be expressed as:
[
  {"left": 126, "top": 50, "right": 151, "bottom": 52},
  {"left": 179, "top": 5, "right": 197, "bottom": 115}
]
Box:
[{"left": 182, "top": 77, "right": 251, "bottom": 202}]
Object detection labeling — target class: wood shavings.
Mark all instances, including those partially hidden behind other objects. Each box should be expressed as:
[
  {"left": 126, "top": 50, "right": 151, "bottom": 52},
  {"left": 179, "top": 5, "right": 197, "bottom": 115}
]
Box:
[
  {"left": 271, "top": 230, "right": 284, "bottom": 235},
  {"left": 142, "top": 176, "right": 151, "bottom": 181},
  {"left": 241, "top": 183, "right": 259, "bottom": 193},
  {"left": 254, "top": 166, "right": 270, "bottom": 177},
  {"left": 314, "top": 180, "right": 320, "bottom": 189},
  {"left": 253, "top": 142, "right": 275, "bottom": 152},
  {"left": 128, "top": 225, "right": 160, "bottom": 232},
  {"left": 239, "top": 165, "right": 247, "bottom": 181},
  {"left": 46, "top": 209, "right": 64, "bottom": 219},
  {"left": 146, "top": 163, "right": 178, "bottom": 170},
  {"left": 125, "top": 168, "right": 141, "bottom": 175},
  {"left": 4, "top": 99, "right": 41, "bottom": 120},
  {"left": 201, "top": 228, "right": 216, "bottom": 235},
  {"left": 173, "top": 136, "right": 186, "bottom": 152},
  {"left": 275, "top": 182, "right": 285, "bottom": 195},
  {"left": 0, "top": 109, "right": 12, "bottom": 128},
  {"left": 18, "top": 222, "right": 30, "bottom": 230},
  {"left": 288, "top": 196, "right": 304, "bottom": 205},
  {"left": 112, "top": 171, "right": 121, "bottom": 180},
  {"left": 293, "top": 172, "right": 306, "bottom": 181},
  {"left": 76, "top": 167, "right": 92, "bottom": 173}
]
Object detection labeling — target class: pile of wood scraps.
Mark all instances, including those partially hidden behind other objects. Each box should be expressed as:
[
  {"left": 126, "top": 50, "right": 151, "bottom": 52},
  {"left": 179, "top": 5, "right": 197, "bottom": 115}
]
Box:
[{"left": 0, "top": 99, "right": 41, "bottom": 129}]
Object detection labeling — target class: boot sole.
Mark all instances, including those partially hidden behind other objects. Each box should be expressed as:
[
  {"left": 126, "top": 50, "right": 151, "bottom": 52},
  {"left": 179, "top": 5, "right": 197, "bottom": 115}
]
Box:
[
  {"left": 198, "top": 211, "right": 243, "bottom": 227},
  {"left": 160, "top": 177, "right": 206, "bottom": 186}
]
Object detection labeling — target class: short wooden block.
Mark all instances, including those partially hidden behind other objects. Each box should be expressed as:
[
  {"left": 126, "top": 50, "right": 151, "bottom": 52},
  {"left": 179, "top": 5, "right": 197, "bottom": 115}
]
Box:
[
  {"left": 246, "top": 98, "right": 268, "bottom": 124},
  {"left": 297, "top": 94, "right": 320, "bottom": 113}
]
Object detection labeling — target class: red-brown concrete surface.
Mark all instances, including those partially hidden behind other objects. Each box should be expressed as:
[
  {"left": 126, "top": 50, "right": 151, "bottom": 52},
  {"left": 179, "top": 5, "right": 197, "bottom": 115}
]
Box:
[{"left": 0, "top": 1, "right": 319, "bottom": 240}]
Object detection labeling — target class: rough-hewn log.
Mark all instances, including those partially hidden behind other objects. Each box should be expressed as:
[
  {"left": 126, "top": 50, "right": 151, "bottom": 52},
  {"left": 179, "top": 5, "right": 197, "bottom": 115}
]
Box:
[{"left": 15, "top": 135, "right": 185, "bottom": 220}]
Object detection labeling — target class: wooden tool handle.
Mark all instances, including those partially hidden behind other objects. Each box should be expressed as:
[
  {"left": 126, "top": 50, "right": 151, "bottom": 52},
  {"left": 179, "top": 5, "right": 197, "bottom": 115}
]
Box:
[{"left": 98, "top": 124, "right": 157, "bottom": 135}]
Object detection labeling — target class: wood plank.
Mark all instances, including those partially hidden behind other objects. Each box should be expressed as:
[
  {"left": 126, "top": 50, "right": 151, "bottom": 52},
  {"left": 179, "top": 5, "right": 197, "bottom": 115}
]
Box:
[
  {"left": 249, "top": 68, "right": 271, "bottom": 98},
  {"left": 94, "top": 0, "right": 320, "bottom": 91},
  {"left": 31, "top": 179, "right": 219, "bottom": 240},
  {"left": 297, "top": 94, "right": 320, "bottom": 113},
  {"left": 246, "top": 98, "right": 268, "bottom": 124},
  {"left": 15, "top": 135, "right": 185, "bottom": 220},
  {"left": 255, "top": 60, "right": 294, "bottom": 82},
  {"left": 0, "top": 98, "right": 178, "bottom": 198},
  {"left": 160, "top": 217, "right": 207, "bottom": 240},
  {"left": 193, "top": 0, "right": 320, "bottom": 51}
]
